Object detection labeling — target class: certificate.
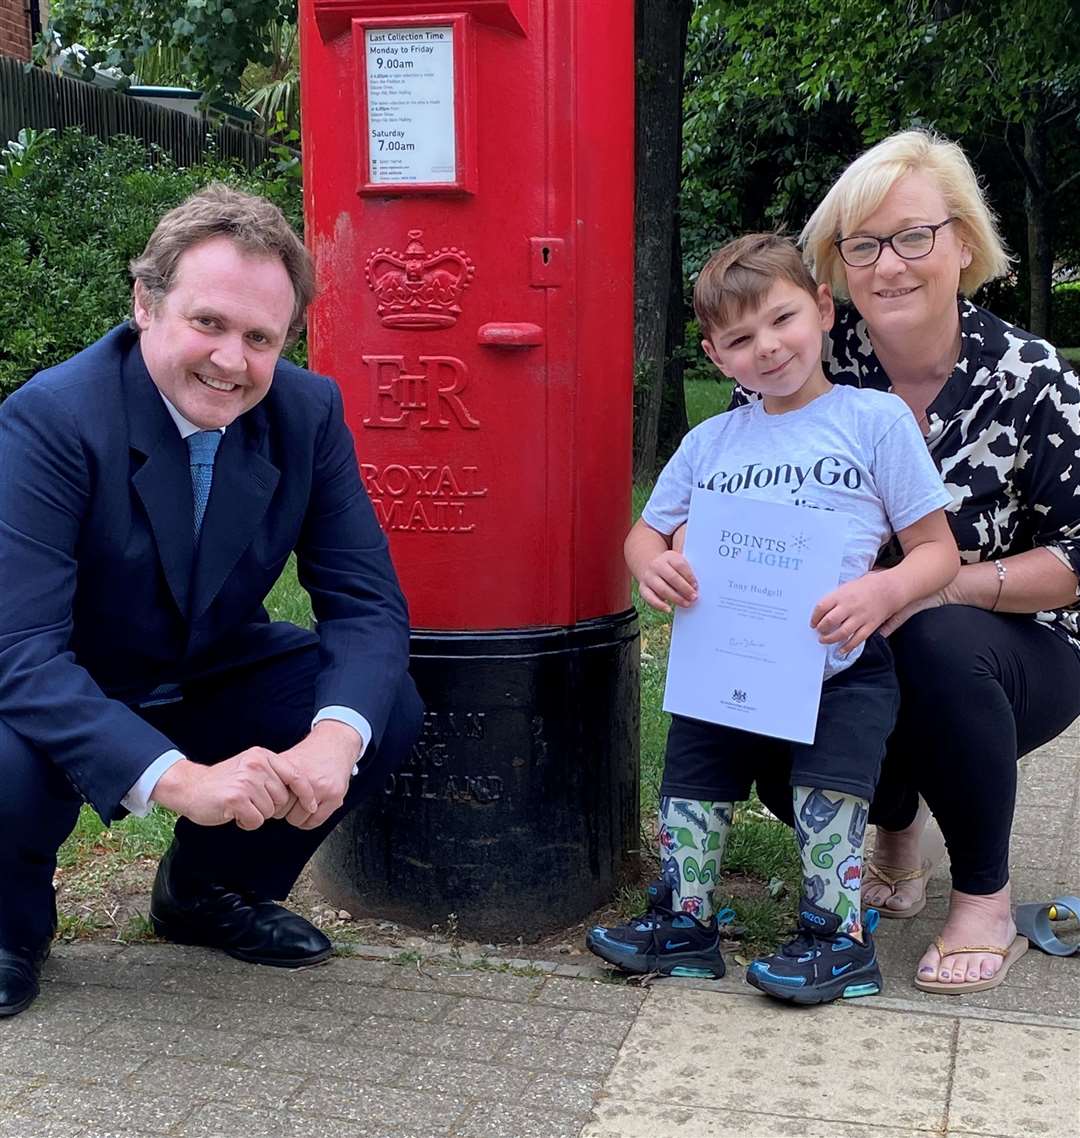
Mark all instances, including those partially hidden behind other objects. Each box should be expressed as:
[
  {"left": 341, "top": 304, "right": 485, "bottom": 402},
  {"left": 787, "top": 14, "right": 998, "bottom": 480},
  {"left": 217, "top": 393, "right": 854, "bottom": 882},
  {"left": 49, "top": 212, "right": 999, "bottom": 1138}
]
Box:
[{"left": 663, "top": 490, "right": 849, "bottom": 743}]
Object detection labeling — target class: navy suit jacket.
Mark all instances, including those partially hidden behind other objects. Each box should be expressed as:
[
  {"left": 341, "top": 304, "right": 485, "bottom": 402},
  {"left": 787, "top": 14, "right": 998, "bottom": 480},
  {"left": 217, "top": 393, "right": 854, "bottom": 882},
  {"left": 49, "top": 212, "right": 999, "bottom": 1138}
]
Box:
[{"left": 0, "top": 325, "right": 418, "bottom": 823}]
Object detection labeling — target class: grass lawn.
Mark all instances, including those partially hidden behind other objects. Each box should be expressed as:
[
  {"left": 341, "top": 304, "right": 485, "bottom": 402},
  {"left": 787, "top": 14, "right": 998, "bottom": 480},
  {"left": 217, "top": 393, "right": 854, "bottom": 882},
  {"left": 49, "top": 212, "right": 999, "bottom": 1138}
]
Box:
[{"left": 58, "top": 375, "right": 801, "bottom": 953}]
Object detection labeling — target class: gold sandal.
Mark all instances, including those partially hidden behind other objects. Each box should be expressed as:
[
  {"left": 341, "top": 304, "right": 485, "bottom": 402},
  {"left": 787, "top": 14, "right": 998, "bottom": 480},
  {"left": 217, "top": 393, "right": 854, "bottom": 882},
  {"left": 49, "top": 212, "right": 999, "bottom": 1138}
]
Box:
[
  {"left": 863, "top": 819, "right": 947, "bottom": 919},
  {"left": 913, "top": 935, "right": 1029, "bottom": 994},
  {"left": 862, "top": 858, "right": 934, "bottom": 919}
]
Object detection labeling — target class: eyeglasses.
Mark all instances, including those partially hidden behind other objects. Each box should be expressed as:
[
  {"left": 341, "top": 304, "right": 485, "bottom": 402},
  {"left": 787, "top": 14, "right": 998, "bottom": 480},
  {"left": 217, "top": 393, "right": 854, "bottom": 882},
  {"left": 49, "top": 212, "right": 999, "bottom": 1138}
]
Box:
[{"left": 834, "top": 218, "right": 957, "bottom": 268}]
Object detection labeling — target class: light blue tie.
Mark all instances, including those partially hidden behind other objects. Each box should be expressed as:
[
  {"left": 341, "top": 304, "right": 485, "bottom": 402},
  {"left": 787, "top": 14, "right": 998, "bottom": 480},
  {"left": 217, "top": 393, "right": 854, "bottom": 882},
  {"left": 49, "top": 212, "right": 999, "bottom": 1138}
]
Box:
[{"left": 187, "top": 430, "right": 221, "bottom": 540}]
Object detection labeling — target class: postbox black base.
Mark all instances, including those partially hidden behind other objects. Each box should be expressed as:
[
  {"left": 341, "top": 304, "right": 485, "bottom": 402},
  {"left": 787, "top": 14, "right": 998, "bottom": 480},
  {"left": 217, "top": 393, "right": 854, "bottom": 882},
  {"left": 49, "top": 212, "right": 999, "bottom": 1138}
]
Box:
[{"left": 312, "top": 609, "right": 640, "bottom": 940}]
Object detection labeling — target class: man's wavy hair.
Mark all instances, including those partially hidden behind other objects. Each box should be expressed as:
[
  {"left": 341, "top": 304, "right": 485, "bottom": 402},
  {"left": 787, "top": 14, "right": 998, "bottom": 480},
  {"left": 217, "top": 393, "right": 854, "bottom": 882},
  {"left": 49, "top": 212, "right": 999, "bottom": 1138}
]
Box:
[{"left": 129, "top": 183, "right": 315, "bottom": 343}]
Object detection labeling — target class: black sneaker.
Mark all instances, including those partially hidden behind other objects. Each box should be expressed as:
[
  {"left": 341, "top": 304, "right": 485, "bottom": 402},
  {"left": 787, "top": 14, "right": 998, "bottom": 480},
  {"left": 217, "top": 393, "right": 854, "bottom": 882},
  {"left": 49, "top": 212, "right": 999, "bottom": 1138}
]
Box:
[
  {"left": 745, "top": 898, "right": 882, "bottom": 1005},
  {"left": 585, "top": 879, "right": 732, "bottom": 979}
]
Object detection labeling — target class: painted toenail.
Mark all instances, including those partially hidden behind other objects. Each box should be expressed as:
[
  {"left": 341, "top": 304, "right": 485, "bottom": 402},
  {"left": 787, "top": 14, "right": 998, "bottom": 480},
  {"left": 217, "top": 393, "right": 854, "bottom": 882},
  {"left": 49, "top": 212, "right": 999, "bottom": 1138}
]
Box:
[
  {"left": 940, "top": 971, "right": 950, "bottom": 979},
  {"left": 919, "top": 966, "right": 934, "bottom": 974}
]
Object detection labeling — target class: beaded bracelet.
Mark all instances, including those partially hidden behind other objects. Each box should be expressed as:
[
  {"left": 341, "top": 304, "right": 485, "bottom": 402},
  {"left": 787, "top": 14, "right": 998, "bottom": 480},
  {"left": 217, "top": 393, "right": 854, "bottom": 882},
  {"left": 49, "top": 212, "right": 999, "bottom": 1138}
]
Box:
[{"left": 990, "top": 559, "right": 1007, "bottom": 611}]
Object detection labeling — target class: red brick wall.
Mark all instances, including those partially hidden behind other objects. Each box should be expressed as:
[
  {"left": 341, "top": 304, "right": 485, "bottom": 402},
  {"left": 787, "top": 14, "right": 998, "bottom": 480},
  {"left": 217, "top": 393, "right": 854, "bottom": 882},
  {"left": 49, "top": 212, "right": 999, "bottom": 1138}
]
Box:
[{"left": 0, "top": 0, "right": 31, "bottom": 62}]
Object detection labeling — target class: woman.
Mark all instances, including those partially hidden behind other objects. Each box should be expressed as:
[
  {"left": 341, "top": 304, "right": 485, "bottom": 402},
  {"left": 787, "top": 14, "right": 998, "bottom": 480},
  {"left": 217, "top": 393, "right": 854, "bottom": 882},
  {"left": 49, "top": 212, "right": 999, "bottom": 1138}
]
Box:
[{"left": 796, "top": 130, "right": 1080, "bottom": 992}]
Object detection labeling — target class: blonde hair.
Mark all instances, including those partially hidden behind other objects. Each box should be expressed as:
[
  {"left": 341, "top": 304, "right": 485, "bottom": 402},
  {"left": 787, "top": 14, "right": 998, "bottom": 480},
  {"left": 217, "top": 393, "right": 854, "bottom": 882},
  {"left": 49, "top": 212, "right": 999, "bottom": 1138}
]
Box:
[
  {"left": 801, "top": 130, "right": 1011, "bottom": 298},
  {"left": 694, "top": 232, "right": 819, "bottom": 336},
  {"left": 130, "top": 183, "right": 315, "bottom": 343}
]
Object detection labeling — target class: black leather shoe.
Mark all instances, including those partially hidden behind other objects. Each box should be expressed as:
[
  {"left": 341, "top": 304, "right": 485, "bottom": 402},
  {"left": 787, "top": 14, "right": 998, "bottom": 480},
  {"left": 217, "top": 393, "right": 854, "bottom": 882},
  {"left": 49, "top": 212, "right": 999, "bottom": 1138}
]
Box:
[
  {"left": 149, "top": 844, "right": 332, "bottom": 968},
  {"left": 0, "top": 940, "right": 51, "bottom": 1017}
]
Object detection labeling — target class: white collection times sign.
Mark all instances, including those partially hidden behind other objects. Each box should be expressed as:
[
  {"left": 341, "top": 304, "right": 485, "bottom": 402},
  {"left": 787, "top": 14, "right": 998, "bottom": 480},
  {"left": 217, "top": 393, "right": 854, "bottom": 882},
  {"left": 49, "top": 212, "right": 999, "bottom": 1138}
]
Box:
[{"left": 365, "top": 26, "right": 457, "bottom": 185}]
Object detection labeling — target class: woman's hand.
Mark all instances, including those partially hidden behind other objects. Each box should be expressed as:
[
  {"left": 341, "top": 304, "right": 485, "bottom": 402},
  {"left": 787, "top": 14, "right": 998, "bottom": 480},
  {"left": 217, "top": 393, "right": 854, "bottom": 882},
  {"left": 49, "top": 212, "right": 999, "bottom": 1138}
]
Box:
[
  {"left": 878, "top": 571, "right": 967, "bottom": 637},
  {"left": 878, "top": 589, "right": 950, "bottom": 637}
]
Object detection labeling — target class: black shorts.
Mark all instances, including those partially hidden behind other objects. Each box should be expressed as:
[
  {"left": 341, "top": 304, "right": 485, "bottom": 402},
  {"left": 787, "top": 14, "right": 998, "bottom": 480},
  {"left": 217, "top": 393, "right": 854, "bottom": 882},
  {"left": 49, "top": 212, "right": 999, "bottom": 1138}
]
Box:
[{"left": 660, "top": 633, "right": 900, "bottom": 804}]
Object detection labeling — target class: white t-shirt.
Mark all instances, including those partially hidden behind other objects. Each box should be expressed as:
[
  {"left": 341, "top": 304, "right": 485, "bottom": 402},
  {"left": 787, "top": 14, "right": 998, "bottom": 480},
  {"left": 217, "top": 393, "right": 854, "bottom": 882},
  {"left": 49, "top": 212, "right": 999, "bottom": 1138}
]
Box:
[{"left": 643, "top": 385, "right": 951, "bottom": 676}]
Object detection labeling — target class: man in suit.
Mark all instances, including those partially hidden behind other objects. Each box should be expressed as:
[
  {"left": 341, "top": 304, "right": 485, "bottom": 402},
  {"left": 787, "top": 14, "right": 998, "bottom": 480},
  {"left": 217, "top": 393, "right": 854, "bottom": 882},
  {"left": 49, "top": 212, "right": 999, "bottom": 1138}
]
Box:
[{"left": 0, "top": 184, "right": 422, "bottom": 1017}]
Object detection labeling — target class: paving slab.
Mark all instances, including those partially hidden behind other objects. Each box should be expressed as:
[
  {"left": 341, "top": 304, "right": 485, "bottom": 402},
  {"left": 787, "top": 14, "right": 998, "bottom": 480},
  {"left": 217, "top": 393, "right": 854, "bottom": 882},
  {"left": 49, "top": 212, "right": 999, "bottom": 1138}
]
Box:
[
  {"left": 1009, "top": 803, "right": 1074, "bottom": 839},
  {"left": 453, "top": 1100, "right": 589, "bottom": 1138},
  {"left": 583, "top": 987, "right": 953, "bottom": 1133},
  {"left": 1, "top": 950, "right": 630, "bottom": 1138},
  {"left": 17, "top": 1080, "right": 193, "bottom": 1134},
  {"left": 89, "top": 1019, "right": 258, "bottom": 1063},
  {"left": 0, "top": 720, "right": 1076, "bottom": 1138},
  {"left": 947, "top": 1020, "right": 1078, "bottom": 1138},
  {"left": 0, "top": 1117, "right": 91, "bottom": 1138},
  {"left": 583, "top": 1101, "right": 944, "bottom": 1138},
  {"left": 175, "top": 1102, "right": 290, "bottom": 1138},
  {"left": 530, "top": 976, "right": 646, "bottom": 1015}
]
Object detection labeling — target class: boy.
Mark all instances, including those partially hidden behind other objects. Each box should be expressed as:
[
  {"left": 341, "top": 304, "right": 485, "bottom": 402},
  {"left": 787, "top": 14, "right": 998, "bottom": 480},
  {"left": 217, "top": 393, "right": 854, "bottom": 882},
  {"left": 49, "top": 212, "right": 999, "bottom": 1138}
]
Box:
[{"left": 586, "top": 234, "right": 959, "bottom": 1004}]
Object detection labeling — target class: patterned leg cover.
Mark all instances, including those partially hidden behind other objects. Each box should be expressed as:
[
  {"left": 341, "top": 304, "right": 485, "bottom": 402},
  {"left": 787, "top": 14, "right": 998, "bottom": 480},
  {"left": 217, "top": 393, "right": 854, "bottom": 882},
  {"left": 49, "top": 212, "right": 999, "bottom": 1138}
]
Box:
[
  {"left": 658, "top": 797, "right": 732, "bottom": 921},
  {"left": 792, "top": 786, "right": 869, "bottom": 939}
]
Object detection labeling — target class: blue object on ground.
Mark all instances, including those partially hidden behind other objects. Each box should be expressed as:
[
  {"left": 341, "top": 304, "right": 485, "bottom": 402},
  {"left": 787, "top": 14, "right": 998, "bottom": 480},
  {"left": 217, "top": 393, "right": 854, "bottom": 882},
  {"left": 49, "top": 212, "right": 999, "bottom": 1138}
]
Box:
[{"left": 1015, "top": 895, "right": 1080, "bottom": 957}]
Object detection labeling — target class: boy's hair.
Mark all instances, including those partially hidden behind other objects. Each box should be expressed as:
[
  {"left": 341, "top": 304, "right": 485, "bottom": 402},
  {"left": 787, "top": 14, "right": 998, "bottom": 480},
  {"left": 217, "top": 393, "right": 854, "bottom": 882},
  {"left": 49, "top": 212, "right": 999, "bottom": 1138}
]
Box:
[
  {"left": 693, "top": 233, "right": 819, "bottom": 337},
  {"left": 801, "top": 129, "right": 1011, "bottom": 299},
  {"left": 129, "top": 182, "right": 315, "bottom": 343}
]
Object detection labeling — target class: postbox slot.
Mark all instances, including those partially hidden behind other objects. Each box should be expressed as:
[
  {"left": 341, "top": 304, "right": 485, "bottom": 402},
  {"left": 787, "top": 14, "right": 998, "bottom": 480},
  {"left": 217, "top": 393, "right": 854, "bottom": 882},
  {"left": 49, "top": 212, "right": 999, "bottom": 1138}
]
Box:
[
  {"left": 477, "top": 322, "right": 544, "bottom": 347},
  {"left": 313, "top": 0, "right": 527, "bottom": 39}
]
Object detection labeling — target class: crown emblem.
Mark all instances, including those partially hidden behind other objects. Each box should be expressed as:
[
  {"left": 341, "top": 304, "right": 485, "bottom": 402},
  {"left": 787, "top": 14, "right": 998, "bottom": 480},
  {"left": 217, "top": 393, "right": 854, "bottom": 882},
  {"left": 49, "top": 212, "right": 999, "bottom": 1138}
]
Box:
[{"left": 365, "top": 230, "right": 475, "bottom": 329}]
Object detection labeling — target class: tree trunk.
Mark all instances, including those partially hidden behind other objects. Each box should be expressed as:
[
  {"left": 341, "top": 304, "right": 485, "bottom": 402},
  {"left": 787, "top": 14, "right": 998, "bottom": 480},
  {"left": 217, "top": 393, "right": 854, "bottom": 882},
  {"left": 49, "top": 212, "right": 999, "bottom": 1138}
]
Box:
[
  {"left": 1023, "top": 116, "right": 1054, "bottom": 339},
  {"left": 656, "top": 217, "right": 689, "bottom": 462},
  {"left": 632, "top": 0, "right": 692, "bottom": 480}
]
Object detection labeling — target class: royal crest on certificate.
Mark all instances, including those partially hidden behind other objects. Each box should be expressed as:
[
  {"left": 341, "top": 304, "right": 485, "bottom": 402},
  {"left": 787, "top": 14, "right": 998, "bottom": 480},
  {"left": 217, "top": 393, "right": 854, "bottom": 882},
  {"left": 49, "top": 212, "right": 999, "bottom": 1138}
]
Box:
[{"left": 663, "top": 490, "right": 849, "bottom": 743}]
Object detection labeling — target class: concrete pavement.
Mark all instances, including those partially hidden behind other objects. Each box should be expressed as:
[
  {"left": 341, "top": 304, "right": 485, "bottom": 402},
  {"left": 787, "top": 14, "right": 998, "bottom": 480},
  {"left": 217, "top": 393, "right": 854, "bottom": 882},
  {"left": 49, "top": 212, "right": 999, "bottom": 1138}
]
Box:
[{"left": 1, "top": 722, "right": 1077, "bottom": 1138}]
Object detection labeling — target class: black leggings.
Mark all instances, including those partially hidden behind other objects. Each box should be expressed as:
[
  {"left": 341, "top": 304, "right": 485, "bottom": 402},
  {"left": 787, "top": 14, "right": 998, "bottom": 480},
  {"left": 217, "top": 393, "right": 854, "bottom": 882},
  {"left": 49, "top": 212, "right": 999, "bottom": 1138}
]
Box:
[{"left": 757, "top": 606, "right": 1080, "bottom": 895}]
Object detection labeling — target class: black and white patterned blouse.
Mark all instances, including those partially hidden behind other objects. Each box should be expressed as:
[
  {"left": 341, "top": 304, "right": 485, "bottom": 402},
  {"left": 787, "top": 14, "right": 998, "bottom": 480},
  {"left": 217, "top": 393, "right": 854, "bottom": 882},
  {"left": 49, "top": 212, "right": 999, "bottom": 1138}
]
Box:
[{"left": 826, "top": 298, "right": 1080, "bottom": 654}]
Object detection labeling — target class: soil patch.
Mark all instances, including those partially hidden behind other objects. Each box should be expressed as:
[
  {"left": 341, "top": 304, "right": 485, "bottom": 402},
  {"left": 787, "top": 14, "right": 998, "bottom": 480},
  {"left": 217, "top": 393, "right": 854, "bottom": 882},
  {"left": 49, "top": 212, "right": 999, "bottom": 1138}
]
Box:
[{"left": 55, "top": 849, "right": 764, "bottom": 961}]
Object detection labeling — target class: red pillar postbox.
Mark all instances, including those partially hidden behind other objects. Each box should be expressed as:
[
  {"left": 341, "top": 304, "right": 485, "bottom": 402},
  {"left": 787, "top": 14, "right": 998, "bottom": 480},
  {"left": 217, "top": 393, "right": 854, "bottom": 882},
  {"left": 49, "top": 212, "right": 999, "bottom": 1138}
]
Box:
[{"left": 301, "top": 0, "right": 637, "bottom": 937}]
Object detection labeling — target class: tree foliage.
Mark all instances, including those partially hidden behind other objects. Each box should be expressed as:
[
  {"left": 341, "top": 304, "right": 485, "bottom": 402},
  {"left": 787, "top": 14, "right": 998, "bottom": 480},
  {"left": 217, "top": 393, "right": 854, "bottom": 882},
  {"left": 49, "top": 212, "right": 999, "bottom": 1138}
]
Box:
[
  {"left": 239, "top": 20, "right": 300, "bottom": 134},
  {"left": 0, "top": 129, "right": 303, "bottom": 398},
  {"left": 683, "top": 0, "right": 1080, "bottom": 336},
  {"left": 40, "top": 0, "right": 296, "bottom": 99}
]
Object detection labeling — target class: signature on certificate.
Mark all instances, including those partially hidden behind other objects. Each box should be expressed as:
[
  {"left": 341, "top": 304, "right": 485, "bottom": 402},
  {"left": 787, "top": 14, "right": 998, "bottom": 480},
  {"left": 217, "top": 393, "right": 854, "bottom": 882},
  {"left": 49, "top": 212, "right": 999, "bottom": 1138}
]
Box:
[{"left": 728, "top": 636, "right": 765, "bottom": 650}]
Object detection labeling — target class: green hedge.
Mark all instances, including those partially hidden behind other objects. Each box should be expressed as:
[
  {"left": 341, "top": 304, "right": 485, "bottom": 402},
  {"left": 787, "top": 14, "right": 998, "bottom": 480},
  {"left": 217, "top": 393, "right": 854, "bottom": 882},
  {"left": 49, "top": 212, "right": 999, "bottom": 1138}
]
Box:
[
  {"left": 1053, "top": 281, "right": 1080, "bottom": 347},
  {"left": 0, "top": 129, "right": 303, "bottom": 400}
]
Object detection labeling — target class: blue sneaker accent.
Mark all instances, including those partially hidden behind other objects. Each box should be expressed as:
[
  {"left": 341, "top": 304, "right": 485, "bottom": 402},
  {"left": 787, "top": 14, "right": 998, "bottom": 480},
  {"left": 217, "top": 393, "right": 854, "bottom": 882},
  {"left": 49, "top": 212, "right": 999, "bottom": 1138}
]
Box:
[
  {"left": 745, "top": 896, "right": 882, "bottom": 1006},
  {"left": 748, "top": 962, "right": 806, "bottom": 987},
  {"left": 589, "top": 931, "right": 642, "bottom": 955},
  {"left": 842, "top": 982, "right": 881, "bottom": 998},
  {"left": 586, "top": 879, "right": 728, "bottom": 979}
]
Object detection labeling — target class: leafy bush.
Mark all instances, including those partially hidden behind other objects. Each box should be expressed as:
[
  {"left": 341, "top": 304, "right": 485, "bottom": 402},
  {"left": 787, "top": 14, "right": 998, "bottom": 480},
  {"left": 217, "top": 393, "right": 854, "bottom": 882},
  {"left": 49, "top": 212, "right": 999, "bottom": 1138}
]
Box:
[
  {"left": 0, "top": 129, "right": 304, "bottom": 399},
  {"left": 1053, "top": 281, "right": 1080, "bottom": 346}
]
